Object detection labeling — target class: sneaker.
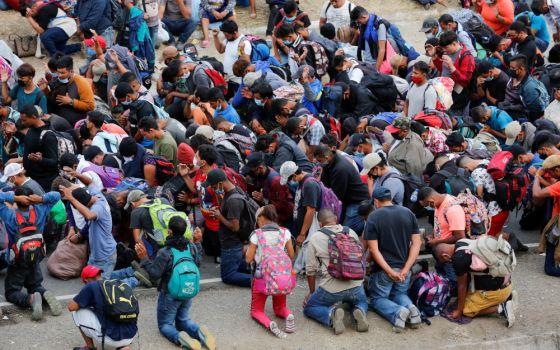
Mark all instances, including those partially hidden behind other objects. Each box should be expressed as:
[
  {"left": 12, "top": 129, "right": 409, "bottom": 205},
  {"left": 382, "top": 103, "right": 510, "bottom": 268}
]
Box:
[
  {"left": 500, "top": 301, "right": 515, "bottom": 328},
  {"left": 269, "top": 321, "right": 287, "bottom": 338},
  {"left": 178, "top": 331, "right": 202, "bottom": 350},
  {"left": 133, "top": 271, "right": 153, "bottom": 288},
  {"left": 198, "top": 325, "right": 216, "bottom": 350},
  {"left": 509, "top": 290, "right": 519, "bottom": 313},
  {"left": 176, "top": 41, "right": 187, "bottom": 52},
  {"left": 214, "top": 256, "right": 221, "bottom": 264},
  {"left": 131, "top": 261, "right": 143, "bottom": 272},
  {"left": 42, "top": 290, "right": 62, "bottom": 316},
  {"left": 352, "top": 308, "right": 369, "bottom": 332},
  {"left": 407, "top": 305, "right": 422, "bottom": 329},
  {"left": 392, "top": 308, "right": 410, "bottom": 333},
  {"left": 31, "top": 292, "right": 42, "bottom": 321},
  {"left": 331, "top": 307, "right": 345, "bottom": 335},
  {"left": 285, "top": 314, "right": 295, "bottom": 333}
]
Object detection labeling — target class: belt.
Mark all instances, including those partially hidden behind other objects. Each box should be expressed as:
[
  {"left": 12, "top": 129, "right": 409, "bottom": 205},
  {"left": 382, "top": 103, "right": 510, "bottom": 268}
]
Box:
[{"left": 500, "top": 280, "right": 511, "bottom": 289}]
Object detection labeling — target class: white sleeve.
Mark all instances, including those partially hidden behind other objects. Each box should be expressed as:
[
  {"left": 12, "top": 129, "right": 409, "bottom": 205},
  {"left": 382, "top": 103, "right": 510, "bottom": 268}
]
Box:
[
  {"left": 349, "top": 67, "right": 364, "bottom": 83},
  {"left": 249, "top": 232, "right": 258, "bottom": 245},
  {"left": 424, "top": 85, "right": 438, "bottom": 110},
  {"left": 320, "top": 1, "right": 329, "bottom": 19}
]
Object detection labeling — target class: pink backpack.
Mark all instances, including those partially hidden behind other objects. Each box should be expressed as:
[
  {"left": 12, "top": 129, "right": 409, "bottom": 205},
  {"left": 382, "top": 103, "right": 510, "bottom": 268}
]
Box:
[
  {"left": 319, "top": 226, "right": 365, "bottom": 280},
  {"left": 252, "top": 227, "right": 296, "bottom": 296}
]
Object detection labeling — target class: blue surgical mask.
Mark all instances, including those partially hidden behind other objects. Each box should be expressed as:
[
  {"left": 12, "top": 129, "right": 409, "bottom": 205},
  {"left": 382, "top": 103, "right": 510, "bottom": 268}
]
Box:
[
  {"left": 50, "top": 73, "right": 58, "bottom": 79},
  {"left": 86, "top": 47, "right": 96, "bottom": 59},
  {"left": 254, "top": 98, "right": 264, "bottom": 107},
  {"left": 284, "top": 40, "right": 293, "bottom": 47},
  {"left": 121, "top": 98, "right": 132, "bottom": 106},
  {"left": 58, "top": 77, "right": 69, "bottom": 84},
  {"left": 354, "top": 152, "right": 365, "bottom": 159},
  {"left": 285, "top": 16, "right": 296, "bottom": 22},
  {"left": 214, "top": 184, "right": 225, "bottom": 196},
  {"left": 485, "top": 76, "right": 494, "bottom": 82},
  {"left": 216, "top": 105, "right": 222, "bottom": 112}
]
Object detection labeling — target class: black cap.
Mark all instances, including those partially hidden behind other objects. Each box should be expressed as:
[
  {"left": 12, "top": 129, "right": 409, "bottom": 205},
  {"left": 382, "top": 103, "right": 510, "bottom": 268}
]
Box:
[
  {"left": 202, "top": 168, "right": 227, "bottom": 187},
  {"left": 245, "top": 151, "right": 265, "bottom": 169},
  {"left": 71, "top": 188, "right": 92, "bottom": 207}
]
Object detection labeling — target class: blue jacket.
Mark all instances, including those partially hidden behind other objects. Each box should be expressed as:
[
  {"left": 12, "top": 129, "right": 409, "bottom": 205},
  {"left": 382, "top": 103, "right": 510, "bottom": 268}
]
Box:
[
  {"left": 76, "top": 0, "right": 112, "bottom": 33},
  {"left": 519, "top": 75, "right": 549, "bottom": 121},
  {"left": 128, "top": 7, "right": 155, "bottom": 67}
]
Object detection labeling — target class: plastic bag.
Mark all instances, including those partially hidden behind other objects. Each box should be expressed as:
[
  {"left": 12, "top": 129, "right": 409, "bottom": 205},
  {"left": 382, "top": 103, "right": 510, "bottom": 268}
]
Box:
[{"left": 158, "top": 22, "right": 169, "bottom": 43}]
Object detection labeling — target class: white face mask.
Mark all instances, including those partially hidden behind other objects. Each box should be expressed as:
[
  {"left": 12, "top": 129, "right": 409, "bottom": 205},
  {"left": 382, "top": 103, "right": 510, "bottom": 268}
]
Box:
[
  {"left": 123, "top": 156, "right": 134, "bottom": 164},
  {"left": 426, "top": 32, "right": 435, "bottom": 40}
]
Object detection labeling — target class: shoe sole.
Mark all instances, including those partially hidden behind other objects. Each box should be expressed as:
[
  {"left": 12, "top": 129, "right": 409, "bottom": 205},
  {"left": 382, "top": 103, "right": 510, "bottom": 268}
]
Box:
[
  {"left": 505, "top": 301, "right": 515, "bottom": 328},
  {"left": 285, "top": 314, "right": 295, "bottom": 333},
  {"left": 133, "top": 271, "right": 153, "bottom": 288},
  {"left": 31, "top": 292, "right": 42, "bottom": 321},
  {"left": 199, "top": 325, "right": 216, "bottom": 350},
  {"left": 352, "top": 309, "right": 369, "bottom": 332},
  {"left": 332, "top": 308, "right": 345, "bottom": 335},
  {"left": 408, "top": 306, "right": 422, "bottom": 329},
  {"left": 179, "top": 331, "right": 202, "bottom": 350},
  {"left": 43, "top": 291, "right": 62, "bottom": 316},
  {"left": 131, "top": 261, "right": 142, "bottom": 272}
]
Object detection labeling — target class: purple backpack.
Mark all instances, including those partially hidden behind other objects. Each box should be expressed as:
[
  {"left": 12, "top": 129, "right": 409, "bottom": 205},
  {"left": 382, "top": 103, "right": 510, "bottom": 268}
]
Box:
[
  {"left": 303, "top": 177, "right": 342, "bottom": 220},
  {"left": 82, "top": 164, "right": 124, "bottom": 189},
  {"left": 319, "top": 226, "right": 365, "bottom": 280},
  {"left": 409, "top": 271, "right": 451, "bottom": 319}
]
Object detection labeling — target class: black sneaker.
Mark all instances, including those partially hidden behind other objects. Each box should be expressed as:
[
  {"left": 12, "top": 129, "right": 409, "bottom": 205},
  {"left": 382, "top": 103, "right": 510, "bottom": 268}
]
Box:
[{"left": 134, "top": 271, "right": 153, "bottom": 288}]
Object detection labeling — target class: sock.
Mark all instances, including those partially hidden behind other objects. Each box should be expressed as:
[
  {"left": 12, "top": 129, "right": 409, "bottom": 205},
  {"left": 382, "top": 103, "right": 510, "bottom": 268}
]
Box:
[{"left": 497, "top": 304, "right": 503, "bottom": 314}]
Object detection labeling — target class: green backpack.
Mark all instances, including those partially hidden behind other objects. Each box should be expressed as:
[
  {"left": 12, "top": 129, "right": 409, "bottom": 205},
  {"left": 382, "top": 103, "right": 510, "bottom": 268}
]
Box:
[
  {"left": 140, "top": 199, "right": 192, "bottom": 246},
  {"left": 167, "top": 247, "right": 200, "bottom": 300}
]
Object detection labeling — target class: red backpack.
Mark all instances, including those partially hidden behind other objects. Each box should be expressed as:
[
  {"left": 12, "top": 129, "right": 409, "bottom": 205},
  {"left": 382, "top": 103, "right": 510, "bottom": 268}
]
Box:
[
  {"left": 485, "top": 151, "right": 529, "bottom": 211},
  {"left": 413, "top": 109, "right": 453, "bottom": 131},
  {"left": 11, "top": 208, "right": 45, "bottom": 266},
  {"left": 221, "top": 165, "right": 248, "bottom": 192},
  {"left": 203, "top": 67, "right": 227, "bottom": 95}
]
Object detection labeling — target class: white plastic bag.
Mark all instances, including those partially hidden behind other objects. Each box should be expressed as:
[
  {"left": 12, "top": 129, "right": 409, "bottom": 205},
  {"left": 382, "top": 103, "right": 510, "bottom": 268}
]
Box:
[{"left": 157, "top": 22, "right": 170, "bottom": 43}]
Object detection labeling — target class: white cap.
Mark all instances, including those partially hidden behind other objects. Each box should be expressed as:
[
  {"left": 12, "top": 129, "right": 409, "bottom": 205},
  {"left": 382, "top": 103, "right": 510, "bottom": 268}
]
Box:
[
  {"left": 279, "top": 161, "right": 298, "bottom": 185},
  {"left": 195, "top": 125, "right": 215, "bottom": 141},
  {"left": 504, "top": 121, "right": 522, "bottom": 146},
  {"left": 360, "top": 153, "right": 382, "bottom": 175},
  {"left": 1, "top": 163, "right": 24, "bottom": 183}
]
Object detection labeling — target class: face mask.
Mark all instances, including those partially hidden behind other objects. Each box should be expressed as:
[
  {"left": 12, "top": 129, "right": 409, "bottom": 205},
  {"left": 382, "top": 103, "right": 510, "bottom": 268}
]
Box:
[
  {"left": 508, "top": 68, "right": 518, "bottom": 78},
  {"left": 123, "top": 156, "right": 134, "bottom": 163},
  {"left": 121, "top": 98, "right": 132, "bottom": 106},
  {"left": 425, "top": 32, "right": 435, "bottom": 40},
  {"left": 539, "top": 153, "right": 548, "bottom": 160},
  {"left": 17, "top": 79, "right": 26, "bottom": 87},
  {"left": 214, "top": 184, "right": 225, "bottom": 196},
  {"left": 180, "top": 71, "right": 190, "bottom": 81},
  {"left": 50, "top": 73, "right": 58, "bottom": 79},
  {"left": 320, "top": 161, "right": 330, "bottom": 168},
  {"left": 58, "top": 77, "right": 69, "bottom": 84},
  {"left": 424, "top": 204, "right": 434, "bottom": 211},
  {"left": 354, "top": 152, "right": 364, "bottom": 159},
  {"left": 254, "top": 98, "right": 264, "bottom": 107},
  {"left": 288, "top": 180, "right": 299, "bottom": 188},
  {"left": 285, "top": 16, "right": 296, "bottom": 22},
  {"left": 284, "top": 40, "right": 293, "bottom": 47},
  {"left": 411, "top": 76, "right": 424, "bottom": 85},
  {"left": 485, "top": 76, "right": 494, "bottom": 82}
]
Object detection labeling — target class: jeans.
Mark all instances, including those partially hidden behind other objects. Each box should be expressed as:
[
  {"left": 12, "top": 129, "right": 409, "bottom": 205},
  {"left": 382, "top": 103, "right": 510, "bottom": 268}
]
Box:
[
  {"left": 101, "top": 26, "right": 114, "bottom": 48},
  {"left": 88, "top": 251, "right": 117, "bottom": 279},
  {"left": 368, "top": 269, "right": 413, "bottom": 326},
  {"left": 544, "top": 242, "right": 560, "bottom": 277},
  {"left": 304, "top": 286, "right": 368, "bottom": 327},
  {"left": 110, "top": 266, "right": 139, "bottom": 288},
  {"left": 157, "top": 290, "right": 200, "bottom": 345},
  {"left": 40, "top": 27, "right": 81, "bottom": 57},
  {"left": 535, "top": 37, "right": 549, "bottom": 53},
  {"left": 162, "top": 18, "right": 197, "bottom": 44},
  {"left": 251, "top": 281, "right": 291, "bottom": 328},
  {"left": 343, "top": 203, "right": 365, "bottom": 235},
  {"left": 149, "top": 25, "right": 159, "bottom": 48},
  {"left": 0, "top": 0, "right": 9, "bottom": 10},
  {"left": 220, "top": 244, "right": 251, "bottom": 287},
  {"left": 4, "top": 263, "right": 46, "bottom": 307}
]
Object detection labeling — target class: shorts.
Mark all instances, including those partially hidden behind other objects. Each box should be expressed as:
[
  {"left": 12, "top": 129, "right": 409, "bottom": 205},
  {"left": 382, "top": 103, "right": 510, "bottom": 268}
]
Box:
[
  {"left": 72, "top": 309, "right": 135, "bottom": 349},
  {"left": 202, "top": 9, "right": 234, "bottom": 23},
  {"left": 462, "top": 283, "right": 512, "bottom": 317},
  {"left": 488, "top": 210, "right": 510, "bottom": 237}
]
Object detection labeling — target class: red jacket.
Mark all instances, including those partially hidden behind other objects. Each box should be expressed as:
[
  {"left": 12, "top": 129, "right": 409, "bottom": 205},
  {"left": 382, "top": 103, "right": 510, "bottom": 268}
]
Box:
[{"left": 434, "top": 46, "right": 475, "bottom": 88}]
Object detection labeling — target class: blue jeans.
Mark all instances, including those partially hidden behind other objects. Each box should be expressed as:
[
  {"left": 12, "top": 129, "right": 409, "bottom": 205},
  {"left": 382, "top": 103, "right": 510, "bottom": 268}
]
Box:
[
  {"left": 544, "top": 242, "right": 560, "bottom": 277},
  {"left": 343, "top": 203, "right": 365, "bottom": 235},
  {"left": 220, "top": 244, "right": 251, "bottom": 287},
  {"left": 368, "top": 269, "right": 413, "bottom": 326},
  {"left": 304, "top": 286, "right": 368, "bottom": 327},
  {"left": 162, "top": 18, "right": 197, "bottom": 44},
  {"left": 535, "top": 37, "right": 549, "bottom": 53},
  {"left": 40, "top": 27, "right": 81, "bottom": 57},
  {"left": 0, "top": 0, "right": 9, "bottom": 10},
  {"left": 157, "top": 290, "right": 200, "bottom": 345},
  {"left": 110, "top": 266, "right": 139, "bottom": 288},
  {"left": 88, "top": 252, "right": 117, "bottom": 279}
]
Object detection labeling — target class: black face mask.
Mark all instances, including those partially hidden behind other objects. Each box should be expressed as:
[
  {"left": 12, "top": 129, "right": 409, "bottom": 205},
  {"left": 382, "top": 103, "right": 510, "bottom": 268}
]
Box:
[
  {"left": 540, "top": 153, "right": 548, "bottom": 160},
  {"left": 17, "top": 79, "right": 26, "bottom": 87},
  {"left": 507, "top": 68, "right": 519, "bottom": 78}
]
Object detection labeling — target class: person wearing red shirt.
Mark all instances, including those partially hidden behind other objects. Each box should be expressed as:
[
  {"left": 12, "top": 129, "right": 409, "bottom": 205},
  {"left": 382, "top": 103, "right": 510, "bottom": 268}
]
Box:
[{"left": 475, "top": 0, "right": 514, "bottom": 36}]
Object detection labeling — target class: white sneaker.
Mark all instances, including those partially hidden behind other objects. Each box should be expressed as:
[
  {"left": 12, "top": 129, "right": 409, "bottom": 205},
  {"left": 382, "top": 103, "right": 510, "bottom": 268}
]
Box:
[
  {"left": 269, "top": 321, "right": 287, "bottom": 338},
  {"left": 285, "top": 314, "right": 295, "bottom": 333}
]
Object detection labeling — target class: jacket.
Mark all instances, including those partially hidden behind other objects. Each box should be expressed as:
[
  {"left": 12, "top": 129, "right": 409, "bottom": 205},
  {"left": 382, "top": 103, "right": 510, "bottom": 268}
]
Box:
[
  {"left": 320, "top": 153, "right": 370, "bottom": 205},
  {"left": 387, "top": 131, "right": 434, "bottom": 178},
  {"left": 76, "top": 0, "right": 112, "bottom": 33},
  {"left": 519, "top": 75, "right": 549, "bottom": 121},
  {"left": 271, "top": 132, "right": 313, "bottom": 173},
  {"left": 22, "top": 122, "right": 59, "bottom": 189},
  {"left": 258, "top": 167, "right": 294, "bottom": 224},
  {"left": 434, "top": 46, "right": 475, "bottom": 88},
  {"left": 122, "top": 144, "right": 147, "bottom": 178},
  {"left": 128, "top": 6, "right": 155, "bottom": 67},
  {"left": 339, "top": 83, "right": 380, "bottom": 119}
]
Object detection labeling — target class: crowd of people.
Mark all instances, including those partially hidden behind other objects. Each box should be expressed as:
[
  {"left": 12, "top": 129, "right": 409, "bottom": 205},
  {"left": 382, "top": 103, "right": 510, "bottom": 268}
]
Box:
[{"left": 0, "top": 0, "right": 559, "bottom": 348}]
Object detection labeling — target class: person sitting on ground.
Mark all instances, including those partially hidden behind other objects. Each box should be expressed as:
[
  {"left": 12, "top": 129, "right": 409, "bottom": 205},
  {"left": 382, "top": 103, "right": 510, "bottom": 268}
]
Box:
[
  {"left": 404, "top": 61, "right": 437, "bottom": 118},
  {"left": 206, "top": 87, "right": 240, "bottom": 124},
  {"left": 85, "top": 111, "right": 121, "bottom": 154},
  {"left": 138, "top": 117, "right": 179, "bottom": 166},
  {"left": 58, "top": 152, "right": 104, "bottom": 192},
  {"left": 471, "top": 104, "right": 513, "bottom": 145},
  {"left": 360, "top": 152, "right": 404, "bottom": 205},
  {"left": 471, "top": 60, "right": 509, "bottom": 107},
  {"left": 200, "top": 0, "right": 236, "bottom": 48},
  {"left": 255, "top": 133, "right": 314, "bottom": 173},
  {"left": 159, "top": 0, "right": 197, "bottom": 50}
]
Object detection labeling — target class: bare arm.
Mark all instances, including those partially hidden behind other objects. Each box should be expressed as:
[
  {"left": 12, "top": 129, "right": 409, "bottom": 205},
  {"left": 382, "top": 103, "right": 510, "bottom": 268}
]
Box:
[{"left": 245, "top": 243, "right": 257, "bottom": 263}]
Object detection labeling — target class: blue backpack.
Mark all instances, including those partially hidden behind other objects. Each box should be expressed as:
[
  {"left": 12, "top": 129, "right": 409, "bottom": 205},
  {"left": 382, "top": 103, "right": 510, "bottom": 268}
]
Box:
[
  {"left": 167, "top": 247, "right": 200, "bottom": 300},
  {"left": 409, "top": 271, "right": 451, "bottom": 320}
]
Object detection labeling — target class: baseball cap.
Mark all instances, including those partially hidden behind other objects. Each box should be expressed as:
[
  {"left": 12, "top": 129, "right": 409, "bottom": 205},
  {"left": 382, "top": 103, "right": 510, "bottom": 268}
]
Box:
[
  {"left": 373, "top": 186, "right": 392, "bottom": 200},
  {"left": 245, "top": 151, "right": 266, "bottom": 169},
  {"left": 292, "top": 65, "right": 315, "bottom": 81},
  {"left": 195, "top": 125, "right": 215, "bottom": 141},
  {"left": 348, "top": 134, "right": 366, "bottom": 148},
  {"left": 124, "top": 189, "right": 147, "bottom": 210},
  {"left": 420, "top": 17, "right": 438, "bottom": 32},
  {"left": 202, "top": 168, "right": 228, "bottom": 187},
  {"left": 386, "top": 117, "right": 411, "bottom": 134},
  {"left": 84, "top": 36, "right": 107, "bottom": 49},
  {"left": 91, "top": 60, "right": 107, "bottom": 83},
  {"left": 504, "top": 121, "right": 522, "bottom": 146},
  {"left": 72, "top": 188, "right": 92, "bottom": 207},
  {"left": 279, "top": 161, "right": 298, "bottom": 185},
  {"left": 160, "top": 46, "right": 179, "bottom": 63},
  {"left": 81, "top": 265, "right": 103, "bottom": 282},
  {"left": 360, "top": 153, "right": 383, "bottom": 175},
  {"left": 543, "top": 155, "right": 560, "bottom": 170},
  {"left": 1, "top": 163, "right": 24, "bottom": 182}
]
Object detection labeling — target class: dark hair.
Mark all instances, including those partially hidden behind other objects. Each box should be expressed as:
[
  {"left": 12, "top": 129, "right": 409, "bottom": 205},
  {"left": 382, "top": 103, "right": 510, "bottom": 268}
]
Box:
[
  {"left": 197, "top": 144, "right": 218, "bottom": 165},
  {"left": 195, "top": 86, "right": 210, "bottom": 101},
  {"left": 515, "top": 2, "right": 530, "bottom": 14},
  {"left": 14, "top": 186, "right": 33, "bottom": 197},
  {"left": 271, "top": 98, "right": 289, "bottom": 116},
  {"left": 314, "top": 144, "right": 333, "bottom": 158},
  {"left": 332, "top": 55, "right": 346, "bottom": 69},
  {"left": 470, "top": 105, "right": 487, "bottom": 123},
  {"left": 114, "top": 82, "right": 134, "bottom": 99},
  {"left": 274, "top": 23, "right": 295, "bottom": 39},
  {"left": 220, "top": 19, "right": 238, "bottom": 34},
  {"left": 251, "top": 82, "right": 273, "bottom": 99},
  {"left": 47, "top": 56, "right": 58, "bottom": 72},
  {"left": 207, "top": 87, "right": 225, "bottom": 101},
  {"left": 509, "top": 54, "right": 528, "bottom": 70},
  {"left": 438, "top": 13, "right": 454, "bottom": 25},
  {"left": 549, "top": 44, "right": 560, "bottom": 64},
  {"left": 320, "top": 22, "right": 336, "bottom": 40},
  {"left": 232, "top": 58, "right": 251, "bottom": 77},
  {"left": 189, "top": 134, "right": 211, "bottom": 151},
  {"left": 413, "top": 61, "right": 429, "bottom": 74},
  {"left": 162, "top": 59, "right": 183, "bottom": 82},
  {"left": 168, "top": 215, "right": 187, "bottom": 237},
  {"left": 532, "top": 0, "right": 547, "bottom": 14},
  {"left": 20, "top": 104, "right": 39, "bottom": 118},
  {"left": 118, "top": 137, "right": 138, "bottom": 157},
  {"left": 350, "top": 6, "right": 368, "bottom": 21},
  {"left": 16, "top": 63, "right": 35, "bottom": 78},
  {"left": 320, "top": 133, "right": 338, "bottom": 148},
  {"left": 508, "top": 144, "right": 528, "bottom": 158},
  {"left": 487, "top": 35, "right": 504, "bottom": 52},
  {"left": 283, "top": 0, "right": 297, "bottom": 14},
  {"left": 516, "top": 15, "right": 530, "bottom": 27},
  {"left": 212, "top": 116, "right": 227, "bottom": 129},
  {"left": 509, "top": 21, "right": 530, "bottom": 34},
  {"left": 118, "top": 71, "right": 139, "bottom": 84},
  {"left": 532, "top": 131, "right": 560, "bottom": 153},
  {"left": 87, "top": 110, "right": 105, "bottom": 128},
  {"left": 56, "top": 55, "right": 74, "bottom": 70},
  {"left": 138, "top": 117, "right": 159, "bottom": 132},
  {"left": 417, "top": 186, "right": 436, "bottom": 202},
  {"left": 445, "top": 132, "right": 465, "bottom": 147},
  {"left": 476, "top": 60, "right": 493, "bottom": 75},
  {"left": 257, "top": 204, "right": 278, "bottom": 223},
  {"left": 285, "top": 117, "right": 301, "bottom": 134},
  {"left": 411, "top": 120, "right": 426, "bottom": 136},
  {"left": 79, "top": 123, "right": 90, "bottom": 140},
  {"left": 255, "top": 134, "right": 275, "bottom": 151},
  {"left": 59, "top": 152, "right": 79, "bottom": 168},
  {"left": 438, "top": 30, "right": 458, "bottom": 47}
]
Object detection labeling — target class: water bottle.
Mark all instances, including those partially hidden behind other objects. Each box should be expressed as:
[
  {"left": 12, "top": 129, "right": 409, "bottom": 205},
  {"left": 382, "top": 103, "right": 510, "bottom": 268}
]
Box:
[{"left": 410, "top": 189, "right": 418, "bottom": 203}]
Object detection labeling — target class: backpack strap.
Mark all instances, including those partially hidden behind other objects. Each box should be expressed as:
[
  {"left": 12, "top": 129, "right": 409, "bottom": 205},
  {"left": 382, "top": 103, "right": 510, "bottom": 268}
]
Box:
[{"left": 16, "top": 207, "right": 37, "bottom": 233}]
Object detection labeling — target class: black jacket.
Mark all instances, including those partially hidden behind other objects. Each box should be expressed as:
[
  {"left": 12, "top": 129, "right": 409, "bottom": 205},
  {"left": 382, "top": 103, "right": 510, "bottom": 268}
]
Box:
[
  {"left": 320, "top": 153, "right": 370, "bottom": 205},
  {"left": 339, "top": 83, "right": 380, "bottom": 120},
  {"left": 22, "top": 122, "right": 59, "bottom": 191}
]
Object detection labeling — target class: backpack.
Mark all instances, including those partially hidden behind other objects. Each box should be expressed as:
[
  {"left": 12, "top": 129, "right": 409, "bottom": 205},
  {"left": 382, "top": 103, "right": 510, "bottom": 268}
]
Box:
[
  {"left": 360, "top": 72, "right": 399, "bottom": 112},
  {"left": 486, "top": 151, "right": 529, "bottom": 211},
  {"left": 533, "top": 63, "right": 560, "bottom": 101},
  {"left": 437, "top": 168, "right": 476, "bottom": 196},
  {"left": 216, "top": 144, "right": 243, "bottom": 173},
  {"left": 465, "top": 15, "right": 495, "bottom": 50},
  {"left": 425, "top": 77, "right": 454, "bottom": 111},
  {"left": 298, "top": 40, "right": 329, "bottom": 77},
  {"left": 167, "top": 246, "right": 200, "bottom": 300},
  {"left": 444, "top": 189, "right": 490, "bottom": 237},
  {"left": 82, "top": 164, "right": 124, "bottom": 189},
  {"left": 253, "top": 227, "right": 295, "bottom": 296},
  {"left": 221, "top": 165, "right": 248, "bottom": 192},
  {"left": 40, "top": 129, "right": 77, "bottom": 158},
  {"left": 473, "top": 131, "right": 501, "bottom": 156},
  {"left": 413, "top": 109, "right": 453, "bottom": 131},
  {"left": 145, "top": 99, "right": 170, "bottom": 120},
  {"left": 372, "top": 17, "right": 419, "bottom": 61},
  {"left": 303, "top": 177, "right": 343, "bottom": 221},
  {"left": 456, "top": 236, "right": 517, "bottom": 277},
  {"left": 228, "top": 190, "right": 260, "bottom": 243},
  {"left": 99, "top": 279, "right": 139, "bottom": 323},
  {"left": 381, "top": 172, "right": 425, "bottom": 212},
  {"left": 202, "top": 66, "right": 228, "bottom": 95},
  {"left": 244, "top": 35, "right": 271, "bottom": 63},
  {"left": 198, "top": 56, "right": 224, "bottom": 75},
  {"left": 112, "top": 177, "right": 150, "bottom": 192},
  {"left": 316, "top": 84, "right": 343, "bottom": 117},
  {"left": 408, "top": 271, "right": 451, "bottom": 319},
  {"left": 145, "top": 154, "right": 176, "bottom": 186},
  {"left": 531, "top": 77, "right": 551, "bottom": 112},
  {"left": 269, "top": 64, "right": 292, "bottom": 82},
  {"left": 319, "top": 226, "right": 365, "bottom": 280},
  {"left": 140, "top": 198, "right": 192, "bottom": 245},
  {"left": 11, "top": 208, "right": 45, "bottom": 266},
  {"left": 315, "top": 112, "right": 342, "bottom": 141},
  {"left": 110, "top": 0, "right": 127, "bottom": 31}
]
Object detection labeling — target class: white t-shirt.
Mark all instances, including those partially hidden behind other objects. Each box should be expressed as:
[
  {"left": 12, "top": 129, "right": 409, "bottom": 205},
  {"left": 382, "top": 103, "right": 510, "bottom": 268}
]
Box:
[
  {"left": 249, "top": 225, "right": 291, "bottom": 264},
  {"left": 49, "top": 8, "right": 77, "bottom": 37},
  {"left": 223, "top": 35, "right": 252, "bottom": 84},
  {"left": 76, "top": 159, "right": 104, "bottom": 191},
  {"left": 320, "top": 0, "right": 355, "bottom": 31}
]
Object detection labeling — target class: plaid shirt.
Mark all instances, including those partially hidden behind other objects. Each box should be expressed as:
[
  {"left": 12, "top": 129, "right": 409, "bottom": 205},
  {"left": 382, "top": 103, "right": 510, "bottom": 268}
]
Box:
[{"left": 303, "top": 117, "right": 326, "bottom": 146}]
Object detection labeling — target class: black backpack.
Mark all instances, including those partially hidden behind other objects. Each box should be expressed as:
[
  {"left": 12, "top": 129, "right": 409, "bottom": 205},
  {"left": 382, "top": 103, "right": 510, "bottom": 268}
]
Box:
[
  {"left": 110, "top": 0, "right": 127, "bottom": 31},
  {"left": 228, "top": 190, "right": 259, "bottom": 243},
  {"left": 99, "top": 279, "right": 139, "bottom": 323},
  {"left": 465, "top": 16, "right": 494, "bottom": 50},
  {"left": 360, "top": 72, "right": 399, "bottom": 112},
  {"left": 144, "top": 154, "right": 176, "bottom": 186},
  {"left": 216, "top": 144, "right": 242, "bottom": 173},
  {"left": 269, "top": 65, "right": 291, "bottom": 82},
  {"left": 199, "top": 56, "right": 225, "bottom": 75},
  {"left": 381, "top": 172, "right": 425, "bottom": 214},
  {"left": 533, "top": 63, "right": 560, "bottom": 102},
  {"left": 437, "top": 168, "right": 476, "bottom": 196}
]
